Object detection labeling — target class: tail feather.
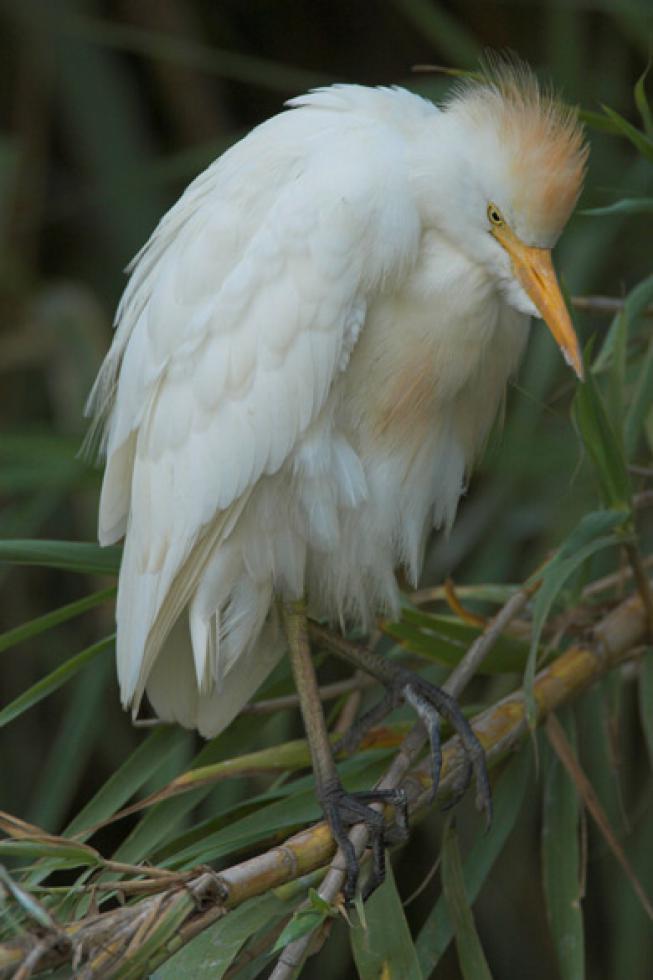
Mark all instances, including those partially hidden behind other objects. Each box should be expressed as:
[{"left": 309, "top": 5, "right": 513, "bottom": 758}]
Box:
[{"left": 145, "top": 610, "right": 285, "bottom": 738}]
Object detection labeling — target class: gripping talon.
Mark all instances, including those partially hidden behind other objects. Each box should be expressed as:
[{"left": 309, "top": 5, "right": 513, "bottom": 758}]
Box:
[
  {"left": 338, "top": 664, "right": 492, "bottom": 826},
  {"left": 322, "top": 644, "right": 492, "bottom": 901},
  {"left": 398, "top": 669, "right": 492, "bottom": 822},
  {"left": 320, "top": 782, "right": 410, "bottom": 902},
  {"left": 402, "top": 683, "right": 442, "bottom": 803}
]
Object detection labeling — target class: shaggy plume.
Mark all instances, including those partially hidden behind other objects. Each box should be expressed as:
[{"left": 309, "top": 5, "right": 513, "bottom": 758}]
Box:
[{"left": 447, "top": 54, "right": 588, "bottom": 239}]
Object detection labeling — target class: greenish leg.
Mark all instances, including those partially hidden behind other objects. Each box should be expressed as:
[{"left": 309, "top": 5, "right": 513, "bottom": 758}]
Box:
[{"left": 283, "top": 601, "right": 408, "bottom": 902}]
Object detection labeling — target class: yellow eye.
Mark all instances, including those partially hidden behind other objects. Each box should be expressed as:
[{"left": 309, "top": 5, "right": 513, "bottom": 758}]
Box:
[{"left": 487, "top": 203, "right": 504, "bottom": 227}]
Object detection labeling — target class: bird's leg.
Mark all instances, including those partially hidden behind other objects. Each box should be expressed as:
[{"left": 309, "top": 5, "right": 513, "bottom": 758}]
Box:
[
  {"left": 310, "top": 623, "right": 492, "bottom": 824},
  {"left": 283, "top": 601, "right": 408, "bottom": 902}
]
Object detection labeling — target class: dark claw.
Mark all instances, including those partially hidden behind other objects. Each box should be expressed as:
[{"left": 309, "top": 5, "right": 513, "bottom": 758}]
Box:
[
  {"left": 397, "top": 669, "right": 492, "bottom": 827},
  {"left": 319, "top": 780, "right": 409, "bottom": 903},
  {"left": 337, "top": 665, "right": 492, "bottom": 828},
  {"left": 355, "top": 787, "right": 409, "bottom": 843},
  {"left": 322, "top": 663, "right": 492, "bottom": 904},
  {"left": 402, "top": 683, "right": 442, "bottom": 802}
]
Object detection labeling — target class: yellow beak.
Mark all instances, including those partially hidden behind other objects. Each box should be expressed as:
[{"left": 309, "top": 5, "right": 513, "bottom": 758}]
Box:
[{"left": 492, "top": 225, "right": 583, "bottom": 380}]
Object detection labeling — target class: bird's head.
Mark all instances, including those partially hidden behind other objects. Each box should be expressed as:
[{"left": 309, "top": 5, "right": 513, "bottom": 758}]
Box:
[{"left": 427, "top": 58, "right": 588, "bottom": 378}]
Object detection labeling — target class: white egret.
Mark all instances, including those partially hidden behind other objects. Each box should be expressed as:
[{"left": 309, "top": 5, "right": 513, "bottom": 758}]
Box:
[{"left": 88, "top": 58, "right": 586, "bottom": 897}]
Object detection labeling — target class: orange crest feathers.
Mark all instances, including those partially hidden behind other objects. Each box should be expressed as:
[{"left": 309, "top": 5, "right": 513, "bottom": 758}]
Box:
[{"left": 447, "top": 54, "right": 588, "bottom": 240}]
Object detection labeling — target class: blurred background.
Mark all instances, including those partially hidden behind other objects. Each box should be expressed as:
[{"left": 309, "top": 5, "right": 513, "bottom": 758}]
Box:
[{"left": 1, "top": 1, "right": 652, "bottom": 977}]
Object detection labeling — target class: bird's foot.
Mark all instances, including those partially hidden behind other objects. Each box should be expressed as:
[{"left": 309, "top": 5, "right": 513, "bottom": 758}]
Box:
[
  {"left": 319, "top": 778, "right": 408, "bottom": 903},
  {"left": 337, "top": 667, "right": 492, "bottom": 827}
]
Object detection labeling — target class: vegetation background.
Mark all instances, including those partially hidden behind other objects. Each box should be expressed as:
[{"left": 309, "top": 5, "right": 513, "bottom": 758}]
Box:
[{"left": 1, "top": 1, "right": 652, "bottom": 978}]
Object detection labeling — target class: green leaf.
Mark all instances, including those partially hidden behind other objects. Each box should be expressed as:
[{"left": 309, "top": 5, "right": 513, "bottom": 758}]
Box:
[
  {"left": 0, "top": 539, "right": 120, "bottom": 575},
  {"left": 272, "top": 908, "right": 325, "bottom": 953},
  {"left": 605, "top": 799, "right": 653, "bottom": 980},
  {"left": 608, "top": 312, "right": 628, "bottom": 432},
  {"left": 524, "top": 510, "right": 627, "bottom": 728},
  {"left": 0, "top": 840, "right": 101, "bottom": 867},
  {"left": 145, "top": 737, "right": 314, "bottom": 802},
  {"left": 572, "top": 353, "right": 632, "bottom": 509},
  {"left": 579, "top": 109, "right": 625, "bottom": 135},
  {"left": 542, "top": 712, "right": 585, "bottom": 980},
  {"left": 594, "top": 273, "right": 653, "bottom": 375},
  {"left": 0, "top": 635, "right": 115, "bottom": 728},
  {"left": 622, "top": 273, "right": 653, "bottom": 325},
  {"left": 108, "top": 715, "right": 304, "bottom": 867},
  {"left": 556, "top": 510, "right": 628, "bottom": 563},
  {"left": 152, "top": 750, "right": 392, "bottom": 870},
  {"left": 634, "top": 60, "right": 653, "bottom": 137},
  {"left": 0, "top": 865, "right": 62, "bottom": 933},
  {"left": 0, "top": 586, "right": 115, "bottom": 654},
  {"left": 599, "top": 104, "right": 653, "bottom": 163},
  {"left": 440, "top": 821, "right": 493, "bottom": 980},
  {"left": 307, "top": 887, "right": 338, "bottom": 916},
  {"left": 384, "top": 610, "right": 529, "bottom": 674},
  {"left": 159, "top": 755, "right": 389, "bottom": 869},
  {"left": 152, "top": 890, "right": 300, "bottom": 979},
  {"left": 20, "top": 725, "right": 188, "bottom": 885},
  {"left": 416, "top": 747, "right": 531, "bottom": 974},
  {"left": 27, "top": 656, "right": 114, "bottom": 832},
  {"left": 351, "top": 855, "right": 423, "bottom": 980},
  {"left": 581, "top": 197, "right": 653, "bottom": 217},
  {"left": 625, "top": 336, "right": 653, "bottom": 457},
  {"left": 64, "top": 726, "right": 189, "bottom": 840}
]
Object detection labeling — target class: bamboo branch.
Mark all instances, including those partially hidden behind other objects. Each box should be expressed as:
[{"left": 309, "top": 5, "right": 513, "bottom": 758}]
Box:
[{"left": 0, "top": 587, "right": 648, "bottom": 979}]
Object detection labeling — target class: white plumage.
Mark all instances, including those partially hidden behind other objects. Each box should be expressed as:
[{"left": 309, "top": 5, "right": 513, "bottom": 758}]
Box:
[{"left": 89, "top": 70, "right": 586, "bottom": 737}]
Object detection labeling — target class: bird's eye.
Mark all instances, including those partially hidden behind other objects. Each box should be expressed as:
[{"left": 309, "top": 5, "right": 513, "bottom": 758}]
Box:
[{"left": 487, "top": 204, "right": 504, "bottom": 227}]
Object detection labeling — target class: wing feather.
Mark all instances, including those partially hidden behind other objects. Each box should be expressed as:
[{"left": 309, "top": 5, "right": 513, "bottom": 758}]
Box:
[{"left": 91, "top": 91, "right": 422, "bottom": 715}]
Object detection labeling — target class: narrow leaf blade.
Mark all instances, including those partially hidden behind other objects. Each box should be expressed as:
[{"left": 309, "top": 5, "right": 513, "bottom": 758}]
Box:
[
  {"left": 440, "top": 822, "right": 493, "bottom": 980},
  {"left": 351, "top": 857, "right": 423, "bottom": 980},
  {"left": 542, "top": 711, "right": 585, "bottom": 980}
]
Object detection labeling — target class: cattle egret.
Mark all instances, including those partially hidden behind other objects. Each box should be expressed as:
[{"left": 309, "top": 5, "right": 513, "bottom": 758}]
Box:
[{"left": 88, "top": 58, "right": 587, "bottom": 898}]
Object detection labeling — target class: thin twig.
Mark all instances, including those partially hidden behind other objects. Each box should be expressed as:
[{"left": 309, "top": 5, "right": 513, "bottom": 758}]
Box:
[
  {"left": 332, "top": 673, "right": 365, "bottom": 735},
  {"left": 571, "top": 295, "right": 653, "bottom": 317},
  {"left": 546, "top": 713, "right": 653, "bottom": 921},
  {"left": 634, "top": 490, "right": 653, "bottom": 510},
  {"left": 581, "top": 554, "right": 652, "bottom": 598},
  {"left": 402, "top": 853, "right": 441, "bottom": 908},
  {"left": 241, "top": 673, "right": 376, "bottom": 715},
  {"left": 625, "top": 544, "right": 653, "bottom": 640},
  {"left": 444, "top": 584, "right": 535, "bottom": 698}
]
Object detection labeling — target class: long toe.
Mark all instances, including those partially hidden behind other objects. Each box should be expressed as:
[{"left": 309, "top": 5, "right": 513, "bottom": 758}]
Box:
[
  {"left": 397, "top": 669, "right": 492, "bottom": 823},
  {"left": 319, "top": 782, "right": 409, "bottom": 902}
]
